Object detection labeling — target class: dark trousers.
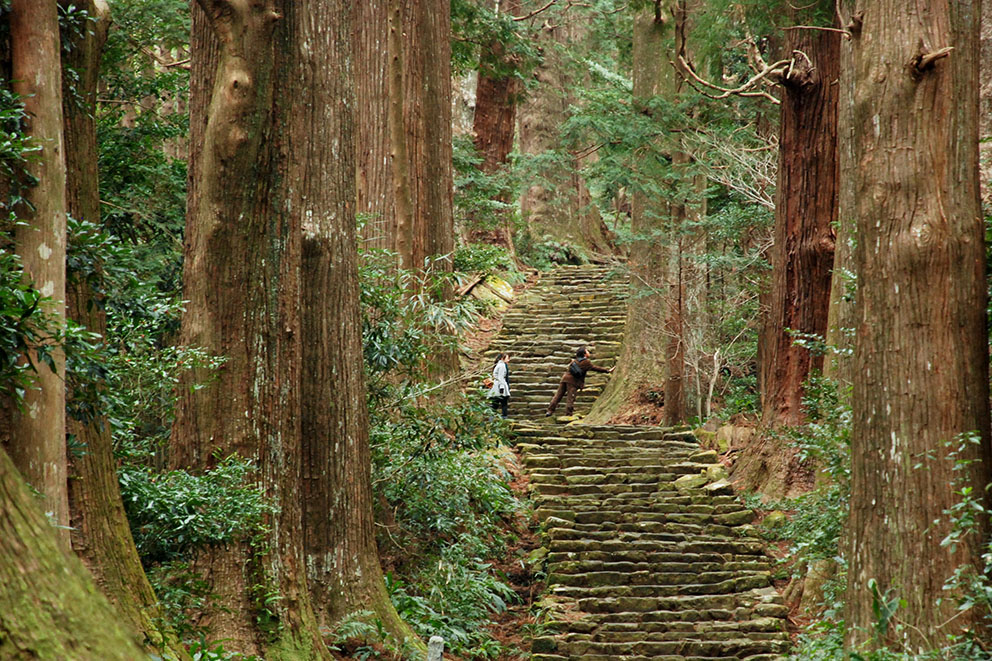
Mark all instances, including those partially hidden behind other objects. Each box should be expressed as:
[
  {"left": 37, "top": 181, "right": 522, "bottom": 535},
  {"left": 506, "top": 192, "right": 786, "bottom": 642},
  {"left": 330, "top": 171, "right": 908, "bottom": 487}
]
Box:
[
  {"left": 491, "top": 396, "right": 509, "bottom": 418},
  {"left": 548, "top": 380, "right": 578, "bottom": 415}
]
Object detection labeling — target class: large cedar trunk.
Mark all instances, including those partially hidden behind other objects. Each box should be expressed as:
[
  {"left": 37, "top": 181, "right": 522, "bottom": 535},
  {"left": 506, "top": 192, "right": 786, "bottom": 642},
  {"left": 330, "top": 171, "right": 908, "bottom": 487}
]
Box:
[
  {"left": 61, "top": 4, "right": 188, "bottom": 657},
  {"left": 3, "top": 0, "right": 70, "bottom": 546},
  {"left": 518, "top": 3, "right": 612, "bottom": 258},
  {"left": 383, "top": 0, "right": 454, "bottom": 275},
  {"left": 406, "top": 0, "right": 455, "bottom": 273},
  {"left": 469, "top": 0, "right": 521, "bottom": 254},
  {"left": 355, "top": 0, "right": 395, "bottom": 251},
  {"left": 844, "top": 0, "right": 992, "bottom": 647},
  {"left": 588, "top": 8, "right": 672, "bottom": 423},
  {"left": 0, "top": 449, "right": 145, "bottom": 659},
  {"left": 299, "top": 0, "right": 420, "bottom": 647},
  {"left": 171, "top": 1, "right": 327, "bottom": 656},
  {"left": 759, "top": 27, "right": 839, "bottom": 427}
]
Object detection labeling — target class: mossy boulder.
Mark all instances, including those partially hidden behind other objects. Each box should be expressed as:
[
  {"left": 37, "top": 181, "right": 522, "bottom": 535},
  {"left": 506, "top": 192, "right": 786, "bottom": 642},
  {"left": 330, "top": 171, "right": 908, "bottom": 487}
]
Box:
[{"left": 760, "top": 511, "right": 788, "bottom": 530}]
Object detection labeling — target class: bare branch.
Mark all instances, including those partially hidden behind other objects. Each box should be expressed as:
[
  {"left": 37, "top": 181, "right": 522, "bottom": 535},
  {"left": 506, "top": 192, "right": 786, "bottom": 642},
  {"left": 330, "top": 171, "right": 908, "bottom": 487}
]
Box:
[
  {"left": 676, "top": 53, "right": 788, "bottom": 105},
  {"left": 913, "top": 46, "right": 953, "bottom": 73},
  {"left": 512, "top": 0, "right": 557, "bottom": 21},
  {"left": 781, "top": 24, "right": 852, "bottom": 39}
]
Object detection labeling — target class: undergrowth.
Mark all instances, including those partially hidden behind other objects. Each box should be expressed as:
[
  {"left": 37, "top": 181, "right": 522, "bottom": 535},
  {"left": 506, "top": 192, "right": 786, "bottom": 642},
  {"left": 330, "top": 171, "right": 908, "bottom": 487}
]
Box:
[
  {"left": 748, "top": 376, "right": 992, "bottom": 661},
  {"left": 361, "top": 243, "right": 528, "bottom": 658}
]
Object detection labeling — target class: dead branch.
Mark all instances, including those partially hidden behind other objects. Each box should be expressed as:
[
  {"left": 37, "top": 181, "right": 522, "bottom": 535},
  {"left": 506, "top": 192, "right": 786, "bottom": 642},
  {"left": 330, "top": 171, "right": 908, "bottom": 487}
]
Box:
[
  {"left": 677, "top": 53, "right": 788, "bottom": 105},
  {"left": 913, "top": 46, "right": 953, "bottom": 73},
  {"left": 512, "top": 0, "right": 557, "bottom": 21},
  {"left": 781, "top": 24, "right": 852, "bottom": 39}
]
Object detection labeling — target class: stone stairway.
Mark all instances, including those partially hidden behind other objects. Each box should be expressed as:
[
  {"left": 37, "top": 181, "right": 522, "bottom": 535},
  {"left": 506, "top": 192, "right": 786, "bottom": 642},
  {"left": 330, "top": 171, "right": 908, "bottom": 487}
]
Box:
[
  {"left": 517, "top": 424, "right": 790, "bottom": 660},
  {"left": 484, "top": 264, "right": 627, "bottom": 420},
  {"left": 485, "top": 265, "right": 790, "bottom": 659}
]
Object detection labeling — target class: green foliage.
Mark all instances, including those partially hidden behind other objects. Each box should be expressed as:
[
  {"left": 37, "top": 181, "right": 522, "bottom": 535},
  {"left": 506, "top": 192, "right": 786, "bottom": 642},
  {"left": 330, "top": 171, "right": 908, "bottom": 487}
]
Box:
[
  {"left": 359, "top": 246, "right": 481, "bottom": 386},
  {"left": 0, "top": 88, "right": 60, "bottom": 406},
  {"left": 118, "top": 457, "right": 276, "bottom": 564},
  {"left": 515, "top": 234, "right": 589, "bottom": 270},
  {"left": 450, "top": 0, "right": 538, "bottom": 78},
  {"left": 187, "top": 638, "right": 261, "bottom": 661},
  {"left": 98, "top": 0, "right": 188, "bottom": 289},
  {"left": 0, "top": 87, "right": 40, "bottom": 217},
  {"left": 147, "top": 561, "right": 214, "bottom": 641},
  {"left": 66, "top": 217, "right": 224, "bottom": 460},
  {"left": 386, "top": 559, "right": 516, "bottom": 658},
  {"left": 452, "top": 134, "right": 520, "bottom": 237},
  {"left": 452, "top": 242, "right": 520, "bottom": 280},
  {"left": 359, "top": 249, "right": 523, "bottom": 657},
  {"left": 0, "top": 252, "right": 61, "bottom": 405}
]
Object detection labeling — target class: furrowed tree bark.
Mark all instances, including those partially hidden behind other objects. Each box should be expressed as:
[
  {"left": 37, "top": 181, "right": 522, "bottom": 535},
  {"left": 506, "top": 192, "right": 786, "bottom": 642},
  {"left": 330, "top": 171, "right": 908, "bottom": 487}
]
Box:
[
  {"left": 586, "top": 6, "right": 672, "bottom": 423},
  {"left": 469, "top": 0, "right": 521, "bottom": 255},
  {"left": 355, "top": 0, "right": 395, "bottom": 251},
  {"left": 387, "top": 0, "right": 415, "bottom": 269},
  {"left": 172, "top": 1, "right": 328, "bottom": 656},
  {"left": 367, "top": 0, "right": 455, "bottom": 287},
  {"left": 845, "top": 0, "right": 992, "bottom": 648},
  {"left": 299, "top": 0, "right": 421, "bottom": 648},
  {"left": 4, "top": 0, "right": 70, "bottom": 547},
  {"left": 61, "top": 3, "right": 189, "bottom": 657},
  {"left": 405, "top": 0, "right": 455, "bottom": 274},
  {"left": 0, "top": 448, "right": 145, "bottom": 659},
  {"left": 824, "top": 8, "right": 858, "bottom": 389},
  {"left": 760, "top": 25, "right": 839, "bottom": 427}
]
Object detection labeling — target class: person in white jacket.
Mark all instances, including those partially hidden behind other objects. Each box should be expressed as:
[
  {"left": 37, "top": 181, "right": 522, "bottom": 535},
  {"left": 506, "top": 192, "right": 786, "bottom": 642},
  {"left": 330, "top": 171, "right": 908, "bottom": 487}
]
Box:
[{"left": 488, "top": 353, "right": 511, "bottom": 418}]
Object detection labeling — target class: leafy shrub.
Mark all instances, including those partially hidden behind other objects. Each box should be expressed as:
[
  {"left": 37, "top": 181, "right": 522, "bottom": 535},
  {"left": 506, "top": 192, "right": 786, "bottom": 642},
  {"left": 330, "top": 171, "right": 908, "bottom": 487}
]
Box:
[
  {"left": 452, "top": 243, "right": 519, "bottom": 279},
  {"left": 147, "top": 561, "right": 214, "bottom": 642},
  {"left": 0, "top": 253, "right": 61, "bottom": 405},
  {"left": 119, "top": 457, "right": 275, "bottom": 564},
  {"left": 516, "top": 235, "right": 588, "bottom": 270},
  {"left": 359, "top": 248, "right": 523, "bottom": 656}
]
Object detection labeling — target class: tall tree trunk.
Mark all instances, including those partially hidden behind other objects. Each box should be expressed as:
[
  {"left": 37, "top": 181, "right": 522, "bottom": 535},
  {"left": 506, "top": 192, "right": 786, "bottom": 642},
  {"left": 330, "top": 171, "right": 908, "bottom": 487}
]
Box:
[
  {"left": 662, "top": 232, "right": 687, "bottom": 426},
  {"left": 388, "top": 0, "right": 415, "bottom": 269},
  {"left": 4, "top": 0, "right": 70, "bottom": 547},
  {"left": 469, "top": 0, "right": 521, "bottom": 255},
  {"left": 355, "top": 0, "right": 395, "bottom": 251},
  {"left": 408, "top": 1, "right": 454, "bottom": 273},
  {"left": 0, "top": 448, "right": 145, "bottom": 659},
  {"left": 760, "top": 26, "right": 839, "bottom": 427},
  {"left": 518, "top": 3, "right": 612, "bottom": 258},
  {"left": 61, "top": 4, "right": 189, "bottom": 658},
  {"left": 299, "top": 0, "right": 421, "bottom": 648},
  {"left": 587, "top": 5, "right": 672, "bottom": 423},
  {"left": 824, "top": 15, "right": 857, "bottom": 389},
  {"left": 171, "top": 1, "right": 328, "bottom": 656},
  {"left": 383, "top": 0, "right": 454, "bottom": 279},
  {"left": 844, "top": 0, "right": 992, "bottom": 647}
]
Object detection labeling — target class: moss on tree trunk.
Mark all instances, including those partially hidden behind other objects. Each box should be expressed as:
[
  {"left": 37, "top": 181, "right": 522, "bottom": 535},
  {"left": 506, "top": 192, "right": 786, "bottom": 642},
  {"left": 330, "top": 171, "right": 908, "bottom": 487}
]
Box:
[{"left": 0, "top": 449, "right": 145, "bottom": 659}]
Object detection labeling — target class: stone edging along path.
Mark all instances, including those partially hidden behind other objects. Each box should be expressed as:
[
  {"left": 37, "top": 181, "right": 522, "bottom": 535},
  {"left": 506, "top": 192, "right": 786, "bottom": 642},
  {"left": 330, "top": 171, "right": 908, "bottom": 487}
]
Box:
[{"left": 483, "top": 264, "right": 790, "bottom": 659}]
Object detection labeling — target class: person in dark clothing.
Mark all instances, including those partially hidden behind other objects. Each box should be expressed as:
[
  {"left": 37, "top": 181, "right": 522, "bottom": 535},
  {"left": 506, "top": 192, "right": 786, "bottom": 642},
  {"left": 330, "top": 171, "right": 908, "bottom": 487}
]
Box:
[{"left": 546, "top": 346, "right": 613, "bottom": 417}]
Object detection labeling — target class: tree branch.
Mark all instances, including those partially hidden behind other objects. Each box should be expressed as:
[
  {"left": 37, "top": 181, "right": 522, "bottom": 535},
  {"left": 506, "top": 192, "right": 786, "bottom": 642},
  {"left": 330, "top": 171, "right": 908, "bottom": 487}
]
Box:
[
  {"left": 676, "top": 53, "right": 788, "bottom": 105},
  {"left": 913, "top": 46, "right": 953, "bottom": 73},
  {"left": 512, "top": 0, "right": 557, "bottom": 21},
  {"left": 781, "top": 25, "right": 852, "bottom": 39}
]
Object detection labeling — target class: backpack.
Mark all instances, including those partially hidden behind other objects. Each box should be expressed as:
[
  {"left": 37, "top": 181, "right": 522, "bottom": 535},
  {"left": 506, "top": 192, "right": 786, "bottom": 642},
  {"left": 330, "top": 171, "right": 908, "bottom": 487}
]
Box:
[{"left": 568, "top": 359, "right": 584, "bottom": 378}]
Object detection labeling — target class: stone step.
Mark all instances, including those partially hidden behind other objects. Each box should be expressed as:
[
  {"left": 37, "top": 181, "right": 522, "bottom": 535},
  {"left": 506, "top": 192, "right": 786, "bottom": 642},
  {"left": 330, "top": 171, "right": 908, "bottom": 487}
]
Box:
[
  {"left": 546, "top": 559, "right": 774, "bottom": 574},
  {"left": 484, "top": 266, "right": 788, "bottom": 655},
  {"left": 547, "top": 637, "right": 789, "bottom": 658}
]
